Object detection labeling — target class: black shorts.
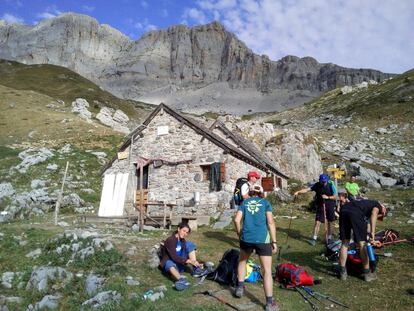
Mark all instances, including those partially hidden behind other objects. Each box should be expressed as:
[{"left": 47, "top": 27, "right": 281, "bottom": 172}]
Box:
[
  {"left": 315, "top": 203, "right": 336, "bottom": 223},
  {"left": 240, "top": 240, "right": 272, "bottom": 256},
  {"left": 339, "top": 209, "right": 367, "bottom": 242}
]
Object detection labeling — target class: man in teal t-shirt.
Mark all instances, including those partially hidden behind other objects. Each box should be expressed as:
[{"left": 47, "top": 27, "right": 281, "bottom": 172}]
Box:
[
  {"left": 345, "top": 175, "right": 361, "bottom": 201},
  {"left": 234, "top": 185, "right": 279, "bottom": 311}
]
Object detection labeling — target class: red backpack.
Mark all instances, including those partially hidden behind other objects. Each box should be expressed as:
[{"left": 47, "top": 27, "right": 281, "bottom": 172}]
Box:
[{"left": 275, "top": 263, "right": 316, "bottom": 288}]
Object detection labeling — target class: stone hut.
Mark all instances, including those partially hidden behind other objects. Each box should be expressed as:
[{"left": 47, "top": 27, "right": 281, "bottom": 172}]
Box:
[{"left": 99, "top": 103, "right": 288, "bottom": 222}]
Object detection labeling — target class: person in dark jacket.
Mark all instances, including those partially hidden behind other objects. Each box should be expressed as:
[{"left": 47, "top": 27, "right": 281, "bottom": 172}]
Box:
[
  {"left": 159, "top": 222, "right": 205, "bottom": 290},
  {"left": 294, "top": 174, "right": 337, "bottom": 246},
  {"left": 337, "top": 189, "right": 386, "bottom": 282}
]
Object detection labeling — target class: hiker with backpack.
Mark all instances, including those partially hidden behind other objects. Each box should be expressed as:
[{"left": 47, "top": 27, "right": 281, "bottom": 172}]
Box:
[
  {"left": 234, "top": 184, "right": 279, "bottom": 311},
  {"left": 294, "top": 174, "right": 337, "bottom": 246},
  {"left": 159, "top": 222, "right": 206, "bottom": 290},
  {"left": 233, "top": 171, "right": 261, "bottom": 208},
  {"left": 337, "top": 189, "right": 387, "bottom": 281}
]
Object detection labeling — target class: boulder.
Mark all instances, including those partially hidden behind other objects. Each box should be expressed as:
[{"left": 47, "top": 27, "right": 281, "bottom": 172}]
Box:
[
  {"left": 71, "top": 98, "right": 92, "bottom": 120},
  {"left": 85, "top": 274, "right": 105, "bottom": 296},
  {"left": 0, "top": 183, "right": 15, "bottom": 200},
  {"left": 13, "top": 148, "right": 54, "bottom": 173},
  {"left": 81, "top": 291, "right": 121, "bottom": 309},
  {"left": 27, "top": 295, "right": 61, "bottom": 310},
  {"left": 26, "top": 266, "right": 73, "bottom": 292}
]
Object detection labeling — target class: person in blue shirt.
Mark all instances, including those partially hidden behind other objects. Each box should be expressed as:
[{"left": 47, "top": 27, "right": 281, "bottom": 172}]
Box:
[
  {"left": 234, "top": 185, "right": 279, "bottom": 311},
  {"left": 159, "top": 222, "right": 205, "bottom": 290}
]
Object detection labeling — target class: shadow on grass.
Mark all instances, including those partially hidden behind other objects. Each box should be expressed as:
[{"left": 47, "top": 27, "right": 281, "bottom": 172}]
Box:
[
  {"left": 202, "top": 231, "right": 239, "bottom": 248},
  {"left": 277, "top": 227, "right": 310, "bottom": 243}
]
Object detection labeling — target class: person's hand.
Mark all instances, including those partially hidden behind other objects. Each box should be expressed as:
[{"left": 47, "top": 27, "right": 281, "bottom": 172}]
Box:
[
  {"left": 294, "top": 192, "right": 299, "bottom": 197},
  {"left": 272, "top": 243, "right": 278, "bottom": 254},
  {"left": 322, "top": 194, "right": 329, "bottom": 199}
]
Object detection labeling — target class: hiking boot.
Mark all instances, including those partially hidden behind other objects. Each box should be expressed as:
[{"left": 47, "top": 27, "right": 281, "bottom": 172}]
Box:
[
  {"left": 308, "top": 239, "right": 317, "bottom": 246},
  {"left": 363, "top": 272, "right": 377, "bottom": 282},
  {"left": 175, "top": 277, "right": 190, "bottom": 291},
  {"left": 265, "top": 300, "right": 280, "bottom": 311},
  {"left": 339, "top": 270, "right": 348, "bottom": 281},
  {"left": 234, "top": 285, "right": 244, "bottom": 298},
  {"left": 192, "top": 266, "right": 208, "bottom": 278}
]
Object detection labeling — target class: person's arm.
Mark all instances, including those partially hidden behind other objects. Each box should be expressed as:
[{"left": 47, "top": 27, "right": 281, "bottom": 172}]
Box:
[
  {"left": 164, "top": 236, "right": 187, "bottom": 265},
  {"left": 294, "top": 187, "right": 311, "bottom": 196},
  {"left": 234, "top": 210, "right": 243, "bottom": 239},
  {"left": 369, "top": 207, "right": 380, "bottom": 241},
  {"left": 266, "top": 211, "right": 277, "bottom": 254},
  {"left": 241, "top": 183, "right": 250, "bottom": 200},
  {"left": 322, "top": 193, "right": 336, "bottom": 200}
]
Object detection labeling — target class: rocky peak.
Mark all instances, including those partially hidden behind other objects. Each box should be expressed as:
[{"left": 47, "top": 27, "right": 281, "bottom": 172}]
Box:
[{"left": 0, "top": 13, "right": 395, "bottom": 114}]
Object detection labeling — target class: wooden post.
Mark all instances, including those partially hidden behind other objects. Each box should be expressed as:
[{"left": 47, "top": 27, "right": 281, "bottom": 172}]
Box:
[
  {"left": 163, "top": 203, "right": 167, "bottom": 229},
  {"left": 139, "top": 163, "right": 144, "bottom": 232},
  {"left": 55, "top": 161, "right": 69, "bottom": 225}
]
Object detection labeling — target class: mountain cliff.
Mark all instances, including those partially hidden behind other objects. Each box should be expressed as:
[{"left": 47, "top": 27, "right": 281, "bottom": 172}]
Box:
[{"left": 0, "top": 13, "right": 395, "bottom": 114}]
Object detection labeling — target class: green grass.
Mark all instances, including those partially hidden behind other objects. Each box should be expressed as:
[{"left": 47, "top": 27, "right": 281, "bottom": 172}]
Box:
[
  {"left": 0, "top": 59, "right": 153, "bottom": 119},
  {"left": 2, "top": 188, "right": 413, "bottom": 311}
]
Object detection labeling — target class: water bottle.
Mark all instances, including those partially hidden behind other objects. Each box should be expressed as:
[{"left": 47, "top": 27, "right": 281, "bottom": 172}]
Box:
[
  {"left": 143, "top": 290, "right": 154, "bottom": 300},
  {"left": 347, "top": 249, "right": 356, "bottom": 255},
  {"left": 367, "top": 243, "right": 376, "bottom": 262}
]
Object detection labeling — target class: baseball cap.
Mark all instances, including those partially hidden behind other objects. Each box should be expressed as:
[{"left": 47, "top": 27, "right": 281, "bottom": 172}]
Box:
[
  {"left": 338, "top": 188, "right": 347, "bottom": 195},
  {"left": 247, "top": 171, "right": 261, "bottom": 179},
  {"left": 319, "top": 174, "right": 329, "bottom": 183}
]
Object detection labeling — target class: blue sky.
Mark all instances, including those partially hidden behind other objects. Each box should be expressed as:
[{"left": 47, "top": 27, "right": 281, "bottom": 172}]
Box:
[{"left": 1, "top": 0, "right": 413, "bottom": 74}]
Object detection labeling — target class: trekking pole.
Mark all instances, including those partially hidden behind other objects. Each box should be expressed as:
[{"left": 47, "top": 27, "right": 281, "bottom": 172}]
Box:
[
  {"left": 278, "top": 196, "right": 296, "bottom": 260},
  {"left": 295, "top": 287, "right": 319, "bottom": 310},
  {"left": 194, "top": 290, "right": 240, "bottom": 311},
  {"left": 303, "top": 286, "right": 349, "bottom": 309},
  {"left": 322, "top": 202, "right": 329, "bottom": 244}
]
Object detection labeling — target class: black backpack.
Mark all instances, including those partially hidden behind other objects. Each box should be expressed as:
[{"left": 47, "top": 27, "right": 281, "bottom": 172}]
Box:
[
  {"left": 207, "top": 249, "right": 240, "bottom": 286},
  {"left": 233, "top": 178, "right": 248, "bottom": 206}
]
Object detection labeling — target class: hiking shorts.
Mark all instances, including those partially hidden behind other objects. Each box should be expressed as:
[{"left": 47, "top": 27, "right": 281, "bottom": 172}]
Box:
[
  {"left": 240, "top": 240, "right": 272, "bottom": 256},
  {"left": 315, "top": 203, "right": 336, "bottom": 223},
  {"left": 163, "top": 241, "right": 197, "bottom": 273},
  {"left": 339, "top": 209, "right": 367, "bottom": 243}
]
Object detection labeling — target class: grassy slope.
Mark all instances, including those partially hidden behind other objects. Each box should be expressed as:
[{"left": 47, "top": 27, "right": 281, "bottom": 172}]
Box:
[
  {"left": 0, "top": 195, "right": 413, "bottom": 310},
  {"left": 264, "top": 70, "right": 414, "bottom": 125},
  {"left": 0, "top": 60, "right": 154, "bottom": 207},
  {"left": 0, "top": 59, "right": 153, "bottom": 118}
]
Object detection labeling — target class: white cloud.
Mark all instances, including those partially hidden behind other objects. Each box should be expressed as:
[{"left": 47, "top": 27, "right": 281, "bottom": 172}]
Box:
[
  {"left": 131, "top": 18, "right": 157, "bottom": 32},
  {"left": 184, "top": 0, "right": 414, "bottom": 73},
  {"left": 82, "top": 5, "right": 95, "bottom": 12},
  {"left": 1, "top": 13, "right": 24, "bottom": 24},
  {"left": 37, "top": 5, "right": 62, "bottom": 20},
  {"left": 182, "top": 8, "right": 207, "bottom": 24}
]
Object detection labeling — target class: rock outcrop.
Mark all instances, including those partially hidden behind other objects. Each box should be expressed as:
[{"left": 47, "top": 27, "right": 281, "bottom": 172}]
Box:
[{"left": 0, "top": 13, "right": 394, "bottom": 114}]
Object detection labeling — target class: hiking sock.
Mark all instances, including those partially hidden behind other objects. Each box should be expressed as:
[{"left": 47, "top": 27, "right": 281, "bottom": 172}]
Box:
[
  {"left": 328, "top": 235, "right": 333, "bottom": 240},
  {"left": 266, "top": 296, "right": 274, "bottom": 304},
  {"left": 362, "top": 268, "right": 370, "bottom": 274},
  {"left": 340, "top": 266, "right": 347, "bottom": 273},
  {"left": 312, "top": 235, "right": 317, "bottom": 240},
  {"left": 237, "top": 281, "right": 244, "bottom": 288}
]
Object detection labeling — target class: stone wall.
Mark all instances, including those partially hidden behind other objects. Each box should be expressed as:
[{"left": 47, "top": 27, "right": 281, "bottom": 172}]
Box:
[{"left": 106, "top": 111, "right": 267, "bottom": 216}]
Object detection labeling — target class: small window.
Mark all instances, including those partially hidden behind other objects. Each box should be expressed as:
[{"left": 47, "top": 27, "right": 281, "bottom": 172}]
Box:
[
  {"left": 200, "top": 163, "right": 226, "bottom": 182},
  {"left": 200, "top": 165, "right": 211, "bottom": 181},
  {"left": 157, "top": 125, "right": 169, "bottom": 136}
]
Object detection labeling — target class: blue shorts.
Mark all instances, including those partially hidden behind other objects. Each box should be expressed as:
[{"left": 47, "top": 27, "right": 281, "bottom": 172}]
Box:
[{"left": 163, "top": 241, "right": 197, "bottom": 273}]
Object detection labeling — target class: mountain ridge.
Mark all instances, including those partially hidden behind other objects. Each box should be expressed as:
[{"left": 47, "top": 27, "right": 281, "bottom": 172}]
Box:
[{"left": 0, "top": 13, "right": 395, "bottom": 114}]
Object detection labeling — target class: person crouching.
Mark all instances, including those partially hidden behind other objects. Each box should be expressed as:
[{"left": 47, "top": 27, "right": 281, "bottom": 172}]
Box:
[{"left": 337, "top": 190, "right": 387, "bottom": 282}]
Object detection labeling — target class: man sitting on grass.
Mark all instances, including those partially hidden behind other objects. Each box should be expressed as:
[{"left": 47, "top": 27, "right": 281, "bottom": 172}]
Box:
[
  {"left": 337, "top": 189, "right": 387, "bottom": 282},
  {"left": 159, "top": 222, "right": 206, "bottom": 290}
]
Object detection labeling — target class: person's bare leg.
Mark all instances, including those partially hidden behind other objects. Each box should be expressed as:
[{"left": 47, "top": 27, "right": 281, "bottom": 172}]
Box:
[
  {"left": 339, "top": 240, "right": 350, "bottom": 267},
  {"left": 328, "top": 221, "right": 334, "bottom": 238},
  {"left": 312, "top": 220, "right": 321, "bottom": 237},
  {"left": 358, "top": 241, "right": 369, "bottom": 270},
  {"left": 188, "top": 250, "right": 197, "bottom": 263},
  {"left": 237, "top": 249, "right": 250, "bottom": 282},
  {"left": 259, "top": 255, "right": 273, "bottom": 298},
  {"left": 168, "top": 267, "right": 181, "bottom": 281}
]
